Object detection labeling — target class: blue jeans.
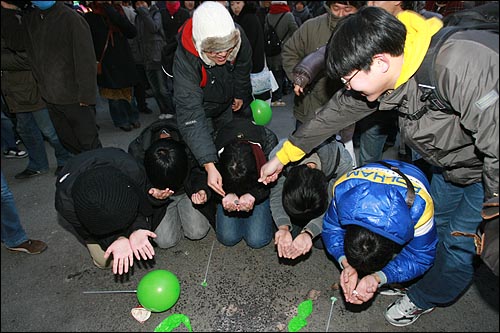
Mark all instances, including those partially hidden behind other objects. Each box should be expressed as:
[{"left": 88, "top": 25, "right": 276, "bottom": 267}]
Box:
[
  {"left": 15, "top": 112, "right": 48, "bottom": 172},
  {"left": 108, "top": 99, "right": 139, "bottom": 128},
  {"left": 408, "top": 173, "right": 484, "bottom": 310},
  {"left": 145, "top": 69, "right": 175, "bottom": 114},
  {"left": 32, "top": 109, "right": 72, "bottom": 166},
  {"left": 216, "top": 198, "right": 274, "bottom": 249},
  {"left": 358, "top": 123, "right": 387, "bottom": 166},
  {"left": 1, "top": 171, "right": 28, "bottom": 248},
  {"left": 1, "top": 111, "right": 17, "bottom": 151}
]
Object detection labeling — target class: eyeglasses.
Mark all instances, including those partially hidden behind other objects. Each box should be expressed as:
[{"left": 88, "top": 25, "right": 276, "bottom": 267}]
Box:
[
  {"left": 203, "top": 46, "right": 236, "bottom": 56},
  {"left": 340, "top": 70, "right": 360, "bottom": 89}
]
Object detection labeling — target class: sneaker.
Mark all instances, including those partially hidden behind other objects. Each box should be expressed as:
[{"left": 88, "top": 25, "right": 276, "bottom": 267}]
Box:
[
  {"left": 378, "top": 285, "right": 407, "bottom": 296},
  {"left": 7, "top": 239, "right": 47, "bottom": 254},
  {"left": 158, "top": 113, "right": 174, "bottom": 120},
  {"left": 3, "top": 149, "right": 28, "bottom": 159},
  {"left": 15, "top": 169, "right": 47, "bottom": 179},
  {"left": 384, "top": 295, "right": 434, "bottom": 327},
  {"left": 271, "top": 100, "right": 286, "bottom": 107}
]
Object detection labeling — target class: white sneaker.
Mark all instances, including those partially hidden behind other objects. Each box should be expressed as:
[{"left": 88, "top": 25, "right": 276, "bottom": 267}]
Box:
[
  {"left": 378, "top": 285, "right": 407, "bottom": 296},
  {"left": 384, "top": 295, "right": 434, "bottom": 327},
  {"left": 158, "top": 113, "right": 174, "bottom": 120}
]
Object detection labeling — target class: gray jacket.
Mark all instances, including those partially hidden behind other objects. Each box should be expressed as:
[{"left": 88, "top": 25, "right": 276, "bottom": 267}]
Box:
[
  {"left": 289, "top": 30, "right": 499, "bottom": 200},
  {"left": 270, "top": 138, "right": 353, "bottom": 237},
  {"left": 135, "top": 5, "right": 165, "bottom": 70}
]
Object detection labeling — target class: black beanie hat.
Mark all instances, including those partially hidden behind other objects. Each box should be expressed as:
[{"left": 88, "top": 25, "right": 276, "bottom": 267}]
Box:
[{"left": 72, "top": 166, "right": 143, "bottom": 236}]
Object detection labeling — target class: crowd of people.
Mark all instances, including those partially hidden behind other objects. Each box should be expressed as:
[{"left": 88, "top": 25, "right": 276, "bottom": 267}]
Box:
[{"left": 1, "top": 0, "right": 497, "bottom": 328}]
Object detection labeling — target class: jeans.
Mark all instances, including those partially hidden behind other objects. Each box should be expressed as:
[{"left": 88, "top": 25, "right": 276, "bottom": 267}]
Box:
[
  {"left": 154, "top": 194, "right": 211, "bottom": 248},
  {"left": 108, "top": 99, "right": 139, "bottom": 128},
  {"left": 216, "top": 198, "right": 274, "bottom": 249},
  {"left": 32, "top": 109, "right": 72, "bottom": 166},
  {"left": 270, "top": 66, "right": 285, "bottom": 101},
  {"left": 408, "top": 173, "right": 484, "bottom": 310},
  {"left": 1, "top": 171, "right": 28, "bottom": 248},
  {"left": 359, "top": 123, "right": 387, "bottom": 166},
  {"left": 357, "top": 111, "right": 398, "bottom": 166},
  {"left": 1, "top": 111, "right": 17, "bottom": 151},
  {"left": 15, "top": 112, "right": 48, "bottom": 172},
  {"left": 145, "top": 69, "right": 175, "bottom": 114}
]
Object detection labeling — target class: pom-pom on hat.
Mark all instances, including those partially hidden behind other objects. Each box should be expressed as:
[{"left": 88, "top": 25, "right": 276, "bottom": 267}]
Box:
[
  {"left": 72, "top": 166, "right": 149, "bottom": 236},
  {"left": 192, "top": 1, "right": 241, "bottom": 66}
]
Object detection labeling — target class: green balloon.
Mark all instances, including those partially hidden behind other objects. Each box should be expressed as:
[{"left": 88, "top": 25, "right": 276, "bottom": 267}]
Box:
[
  {"left": 137, "top": 270, "right": 180, "bottom": 312},
  {"left": 250, "top": 99, "right": 272, "bottom": 125}
]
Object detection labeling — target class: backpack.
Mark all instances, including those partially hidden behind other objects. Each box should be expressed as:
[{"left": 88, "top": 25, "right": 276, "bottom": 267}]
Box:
[
  {"left": 264, "top": 13, "right": 285, "bottom": 57},
  {"left": 408, "top": 3, "right": 499, "bottom": 120}
]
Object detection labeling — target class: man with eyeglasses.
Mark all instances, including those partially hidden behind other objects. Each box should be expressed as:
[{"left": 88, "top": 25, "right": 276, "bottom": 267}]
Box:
[
  {"left": 172, "top": 1, "right": 253, "bottom": 198},
  {"left": 259, "top": 6, "right": 498, "bottom": 327}
]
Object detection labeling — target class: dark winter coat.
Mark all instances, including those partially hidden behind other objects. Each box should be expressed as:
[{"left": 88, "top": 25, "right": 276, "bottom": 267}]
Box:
[
  {"left": 0, "top": 8, "right": 45, "bottom": 113},
  {"left": 85, "top": 3, "right": 139, "bottom": 89},
  {"left": 20, "top": 2, "right": 97, "bottom": 105},
  {"left": 55, "top": 148, "right": 166, "bottom": 250},
  {"left": 127, "top": 119, "right": 216, "bottom": 224},
  {"left": 172, "top": 18, "right": 253, "bottom": 167},
  {"left": 214, "top": 116, "right": 278, "bottom": 204}
]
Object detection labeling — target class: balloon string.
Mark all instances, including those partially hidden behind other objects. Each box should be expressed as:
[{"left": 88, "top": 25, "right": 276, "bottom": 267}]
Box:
[
  {"left": 325, "top": 296, "right": 337, "bottom": 332},
  {"left": 202, "top": 239, "right": 216, "bottom": 283},
  {"left": 83, "top": 290, "right": 137, "bottom": 294}
]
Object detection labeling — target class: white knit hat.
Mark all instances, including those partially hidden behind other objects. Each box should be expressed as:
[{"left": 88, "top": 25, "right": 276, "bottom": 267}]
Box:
[
  {"left": 192, "top": 1, "right": 241, "bottom": 66},
  {"left": 271, "top": 1, "right": 288, "bottom": 5}
]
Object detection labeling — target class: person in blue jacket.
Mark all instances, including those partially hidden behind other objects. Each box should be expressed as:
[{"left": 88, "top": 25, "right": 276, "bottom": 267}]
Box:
[{"left": 322, "top": 160, "right": 437, "bottom": 308}]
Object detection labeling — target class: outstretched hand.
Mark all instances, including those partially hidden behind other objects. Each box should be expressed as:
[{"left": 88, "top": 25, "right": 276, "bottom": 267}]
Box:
[
  {"left": 104, "top": 237, "right": 134, "bottom": 275},
  {"left": 258, "top": 156, "right": 284, "bottom": 185},
  {"left": 206, "top": 162, "right": 225, "bottom": 197}
]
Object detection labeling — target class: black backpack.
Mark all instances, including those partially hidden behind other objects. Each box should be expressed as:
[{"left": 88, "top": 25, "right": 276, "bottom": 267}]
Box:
[
  {"left": 407, "top": 3, "right": 499, "bottom": 120},
  {"left": 264, "top": 13, "right": 285, "bottom": 57}
]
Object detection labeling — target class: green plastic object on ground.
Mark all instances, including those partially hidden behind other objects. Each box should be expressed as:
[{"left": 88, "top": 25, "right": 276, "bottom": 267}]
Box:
[
  {"left": 136, "top": 270, "right": 180, "bottom": 312},
  {"left": 154, "top": 314, "right": 192, "bottom": 332},
  {"left": 250, "top": 99, "right": 272, "bottom": 126},
  {"left": 288, "top": 299, "right": 313, "bottom": 332}
]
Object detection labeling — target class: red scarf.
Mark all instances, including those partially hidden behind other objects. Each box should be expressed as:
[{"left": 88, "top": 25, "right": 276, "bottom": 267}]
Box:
[
  {"left": 248, "top": 142, "right": 267, "bottom": 174},
  {"left": 269, "top": 4, "right": 290, "bottom": 14},
  {"left": 166, "top": 1, "right": 180, "bottom": 16}
]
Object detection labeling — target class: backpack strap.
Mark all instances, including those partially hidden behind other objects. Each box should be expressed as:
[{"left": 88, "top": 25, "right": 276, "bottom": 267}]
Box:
[
  {"left": 414, "top": 26, "right": 459, "bottom": 113},
  {"left": 376, "top": 161, "right": 416, "bottom": 208},
  {"left": 266, "top": 13, "right": 286, "bottom": 40},
  {"left": 410, "top": 23, "right": 498, "bottom": 121}
]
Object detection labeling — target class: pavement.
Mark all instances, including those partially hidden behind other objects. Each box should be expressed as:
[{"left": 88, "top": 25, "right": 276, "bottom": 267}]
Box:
[{"left": 1, "top": 92, "right": 498, "bottom": 332}]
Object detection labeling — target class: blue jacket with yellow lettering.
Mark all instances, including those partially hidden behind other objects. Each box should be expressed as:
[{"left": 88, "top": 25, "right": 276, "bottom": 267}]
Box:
[{"left": 322, "top": 160, "right": 437, "bottom": 285}]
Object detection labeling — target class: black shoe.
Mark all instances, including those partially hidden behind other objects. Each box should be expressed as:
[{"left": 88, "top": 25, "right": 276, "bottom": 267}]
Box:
[
  {"left": 54, "top": 166, "right": 64, "bottom": 176},
  {"left": 15, "top": 169, "right": 47, "bottom": 180},
  {"left": 119, "top": 125, "right": 132, "bottom": 132},
  {"left": 131, "top": 121, "right": 141, "bottom": 129},
  {"left": 139, "top": 107, "right": 153, "bottom": 114}
]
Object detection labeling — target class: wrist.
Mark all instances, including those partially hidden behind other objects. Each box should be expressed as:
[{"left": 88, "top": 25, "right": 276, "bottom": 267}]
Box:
[
  {"left": 278, "top": 225, "right": 290, "bottom": 232},
  {"left": 204, "top": 162, "right": 216, "bottom": 171},
  {"left": 300, "top": 228, "right": 314, "bottom": 239}
]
